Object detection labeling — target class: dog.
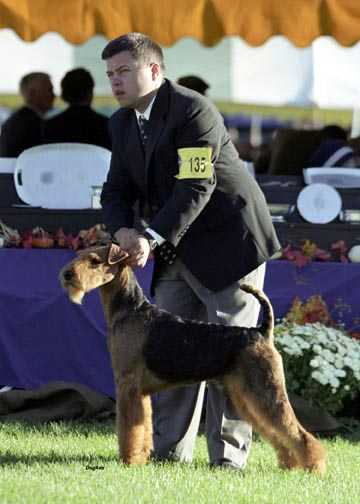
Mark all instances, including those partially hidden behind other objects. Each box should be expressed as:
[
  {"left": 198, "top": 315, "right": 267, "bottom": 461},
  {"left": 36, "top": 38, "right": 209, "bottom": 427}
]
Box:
[{"left": 59, "top": 243, "right": 326, "bottom": 474}]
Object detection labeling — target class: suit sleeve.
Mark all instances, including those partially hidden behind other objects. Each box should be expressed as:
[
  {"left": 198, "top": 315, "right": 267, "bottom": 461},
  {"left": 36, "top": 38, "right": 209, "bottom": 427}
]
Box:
[
  {"left": 100, "top": 121, "right": 139, "bottom": 235},
  {"left": 149, "top": 100, "right": 222, "bottom": 246}
]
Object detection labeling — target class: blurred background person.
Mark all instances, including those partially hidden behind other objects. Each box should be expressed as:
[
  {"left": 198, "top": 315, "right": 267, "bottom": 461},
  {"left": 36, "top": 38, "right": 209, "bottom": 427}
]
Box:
[
  {"left": 0, "top": 106, "right": 10, "bottom": 130},
  {"left": 306, "top": 124, "right": 358, "bottom": 168},
  {"left": 43, "top": 67, "right": 111, "bottom": 149},
  {"left": 176, "top": 75, "right": 209, "bottom": 96},
  {"left": 0, "top": 72, "right": 54, "bottom": 157}
]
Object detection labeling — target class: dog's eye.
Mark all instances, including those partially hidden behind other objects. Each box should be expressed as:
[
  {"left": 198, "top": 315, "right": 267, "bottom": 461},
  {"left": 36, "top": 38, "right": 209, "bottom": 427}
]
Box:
[{"left": 89, "top": 256, "right": 102, "bottom": 267}]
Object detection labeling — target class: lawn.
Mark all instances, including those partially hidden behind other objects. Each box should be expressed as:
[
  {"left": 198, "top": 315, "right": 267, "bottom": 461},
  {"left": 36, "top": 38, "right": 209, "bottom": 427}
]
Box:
[{"left": 0, "top": 420, "right": 359, "bottom": 504}]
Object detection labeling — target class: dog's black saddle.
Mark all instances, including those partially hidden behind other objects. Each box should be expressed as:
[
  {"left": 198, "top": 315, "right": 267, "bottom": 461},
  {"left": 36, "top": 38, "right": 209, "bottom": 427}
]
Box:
[{"left": 143, "top": 310, "right": 258, "bottom": 382}]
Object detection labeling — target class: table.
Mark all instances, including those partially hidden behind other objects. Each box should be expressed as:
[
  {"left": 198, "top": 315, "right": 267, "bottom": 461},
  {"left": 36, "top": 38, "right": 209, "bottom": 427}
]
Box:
[{"left": 1, "top": 250, "right": 359, "bottom": 398}]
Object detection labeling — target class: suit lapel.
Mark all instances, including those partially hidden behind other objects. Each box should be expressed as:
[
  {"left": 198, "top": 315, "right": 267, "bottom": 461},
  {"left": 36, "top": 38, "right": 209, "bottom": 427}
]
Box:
[
  {"left": 144, "top": 81, "right": 170, "bottom": 182},
  {"left": 123, "top": 110, "right": 147, "bottom": 193}
]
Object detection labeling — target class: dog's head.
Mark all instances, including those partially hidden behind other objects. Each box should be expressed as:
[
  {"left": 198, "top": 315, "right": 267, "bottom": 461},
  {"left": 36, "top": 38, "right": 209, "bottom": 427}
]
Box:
[{"left": 59, "top": 243, "right": 128, "bottom": 304}]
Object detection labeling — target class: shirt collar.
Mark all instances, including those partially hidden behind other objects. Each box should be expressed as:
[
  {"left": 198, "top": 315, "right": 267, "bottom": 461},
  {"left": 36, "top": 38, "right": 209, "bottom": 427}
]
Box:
[{"left": 135, "top": 94, "right": 157, "bottom": 121}]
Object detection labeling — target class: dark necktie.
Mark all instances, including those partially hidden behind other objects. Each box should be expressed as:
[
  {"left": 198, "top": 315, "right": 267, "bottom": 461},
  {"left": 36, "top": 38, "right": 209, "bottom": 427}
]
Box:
[{"left": 138, "top": 115, "right": 149, "bottom": 148}]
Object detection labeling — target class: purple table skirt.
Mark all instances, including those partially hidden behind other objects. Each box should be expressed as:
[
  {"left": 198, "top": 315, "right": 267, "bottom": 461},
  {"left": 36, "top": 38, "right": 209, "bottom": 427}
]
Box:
[{"left": 0, "top": 249, "right": 359, "bottom": 398}]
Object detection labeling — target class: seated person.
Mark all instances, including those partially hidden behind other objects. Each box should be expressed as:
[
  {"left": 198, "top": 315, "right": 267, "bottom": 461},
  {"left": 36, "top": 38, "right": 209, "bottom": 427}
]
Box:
[
  {"left": 0, "top": 106, "right": 10, "bottom": 128},
  {"left": 268, "top": 128, "right": 323, "bottom": 175},
  {"left": 307, "top": 125, "right": 358, "bottom": 168},
  {"left": 0, "top": 72, "right": 55, "bottom": 157},
  {"left": 43, "top": 68, "right": 111, "bottom": 150},
  {"left": 308, "top": 138, "right": 358, "bottom": 168},
  {"left": 319, "top": 124, "right": 348, "bottom": 141}
]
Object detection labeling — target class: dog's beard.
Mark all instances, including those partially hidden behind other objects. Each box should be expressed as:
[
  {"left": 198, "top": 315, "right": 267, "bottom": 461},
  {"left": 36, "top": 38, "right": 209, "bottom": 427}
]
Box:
[{"left": 66, "top": 286, "right": 85, "bottom": 305}]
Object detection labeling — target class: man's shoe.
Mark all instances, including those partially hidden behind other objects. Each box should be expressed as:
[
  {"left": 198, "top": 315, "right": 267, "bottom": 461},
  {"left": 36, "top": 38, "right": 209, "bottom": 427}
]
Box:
[
  {"left": 210, "top": 459, "right": 245, "bottom": 472},
  {"left": 149, "top": 451, "right": 182, "bottom": 464}
]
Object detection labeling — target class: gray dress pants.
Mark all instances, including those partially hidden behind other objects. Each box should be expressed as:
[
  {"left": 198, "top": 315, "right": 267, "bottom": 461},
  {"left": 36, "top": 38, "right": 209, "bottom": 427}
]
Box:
[{"left": 151, "top": 258, "right": 266, "bottom": 468}]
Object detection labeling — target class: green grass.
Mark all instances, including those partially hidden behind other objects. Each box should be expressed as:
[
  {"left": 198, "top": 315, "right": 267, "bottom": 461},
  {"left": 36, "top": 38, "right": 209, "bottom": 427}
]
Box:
[
  {"left": 0, "top": 421, "right": 359, "bottom": 504},
  {"left": 0, "top": 94, "right": 353, "bottom": 127}
]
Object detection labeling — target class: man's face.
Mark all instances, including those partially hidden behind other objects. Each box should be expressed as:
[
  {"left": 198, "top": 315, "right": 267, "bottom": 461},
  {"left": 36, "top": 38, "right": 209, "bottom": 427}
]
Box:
[
  {"left": 28, "top": 76, "right": 55, "bottom": 114},
  {"left": 106, "top": 51, "right": 160, "bottom": 111}
]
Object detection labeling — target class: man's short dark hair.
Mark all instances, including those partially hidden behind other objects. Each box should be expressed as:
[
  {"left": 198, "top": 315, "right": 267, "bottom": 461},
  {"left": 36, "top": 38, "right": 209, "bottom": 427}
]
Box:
[
  {"left": 101, "top": 32, "right": 165, "bottom": 71},
  {"left": 177, "top": 75, "right": 209, "bottom": 95},
  {"left": 61, "top": 68, "right": 95, "bottom": 104},
  {"left": 19, "top": 72, "right": 50, "bottom": 94},
  {"left": 321, "top": 124, "right": 348, "bottom": 141}
]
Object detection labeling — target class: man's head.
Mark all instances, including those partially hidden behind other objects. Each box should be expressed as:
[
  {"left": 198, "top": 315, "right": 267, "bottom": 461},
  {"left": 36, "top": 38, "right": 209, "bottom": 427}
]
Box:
[
  {"left": 177, "top": 75, "right": 209, "bottom": 96},
  {"left": 19, "top": 72, "right": 55, "bottom": 115},
  {"left": 61, "top": 68, "right": 95, "bottom": 106},
  {"left": 102, "top": 32, "right": 164, "bottom": 112}
]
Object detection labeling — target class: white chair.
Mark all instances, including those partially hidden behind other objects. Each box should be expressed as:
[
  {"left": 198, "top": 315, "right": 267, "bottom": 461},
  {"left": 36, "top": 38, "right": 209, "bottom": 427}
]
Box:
[
  {"left": 303, "top": 167, "right": 360, "bottom": 188},
  {"left": 0, "top": 158, "right": 16, "bottom": 174},
  {"left": 14, "top": 143, "right": 111, "bottom": 209}
]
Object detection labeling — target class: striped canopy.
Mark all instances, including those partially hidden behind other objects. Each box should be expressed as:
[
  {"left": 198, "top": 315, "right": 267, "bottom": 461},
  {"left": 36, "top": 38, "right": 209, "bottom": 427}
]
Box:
[{"left": 0, "top": 0, "right": 359, "bottom": 47}]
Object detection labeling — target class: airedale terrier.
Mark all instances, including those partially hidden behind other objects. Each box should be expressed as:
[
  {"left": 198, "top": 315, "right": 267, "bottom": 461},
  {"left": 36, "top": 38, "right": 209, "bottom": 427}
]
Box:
[{"left": 59, "top": 243, "right": 326, "bottom": 474}]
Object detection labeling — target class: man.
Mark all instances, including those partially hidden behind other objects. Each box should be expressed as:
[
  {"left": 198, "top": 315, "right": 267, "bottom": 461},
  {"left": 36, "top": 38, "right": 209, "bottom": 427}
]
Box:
[
  {"left": 0, "top": 72, "right": 54, "bottom": 157},
  {"left": 100, "top": 32, "right": 281, "bottom": 470},
  {"left": 43, "top": 67, "right": 111, "bottom": 150}
]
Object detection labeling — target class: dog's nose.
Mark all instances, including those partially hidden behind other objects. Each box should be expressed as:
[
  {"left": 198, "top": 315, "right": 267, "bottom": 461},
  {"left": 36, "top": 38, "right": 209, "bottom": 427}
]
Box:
[{"left": 63, "top": 269, "right": 74, "bottom": 281}]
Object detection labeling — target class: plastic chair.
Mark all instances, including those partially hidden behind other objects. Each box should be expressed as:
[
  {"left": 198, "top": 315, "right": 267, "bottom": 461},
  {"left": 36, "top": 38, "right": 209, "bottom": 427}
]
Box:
[
  {"left": 14, "top": 143, "right": 111, "bottom": 208},
  {"left": 0, "top": 158, "right": 16, "bottom": 174}
]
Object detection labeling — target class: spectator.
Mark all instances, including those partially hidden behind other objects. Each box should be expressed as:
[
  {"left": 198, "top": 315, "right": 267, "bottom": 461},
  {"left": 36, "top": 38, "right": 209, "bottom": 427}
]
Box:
[
  {"left": 177, "top": 75, "right": 209, "bottom": 96},
  {"left": 0, "top": 106, "right": 10, "bottom": 130},
  {"left": 320, "top": 124, "right": 348, "bottom": 141},
  {"left": 0, "top": 72, "right": 54, "bottom": 157},
  {"left": 307, "top": 124, "right": 357, "bottom": 168},
  {"left": 308, "top": 139, "right": 357, "bottom": 167},
  {"left": 43, "top": 68, "right": 111, "bottom": 150}
]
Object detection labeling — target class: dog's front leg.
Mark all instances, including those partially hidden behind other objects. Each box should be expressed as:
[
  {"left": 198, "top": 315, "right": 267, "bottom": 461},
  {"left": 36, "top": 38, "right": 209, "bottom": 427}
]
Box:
[
  {"left": 116, "top": 379, "right": 148, "bottom": 465},
  {"left": 142, "top": 394, "right": 153, "bottom": 460}
]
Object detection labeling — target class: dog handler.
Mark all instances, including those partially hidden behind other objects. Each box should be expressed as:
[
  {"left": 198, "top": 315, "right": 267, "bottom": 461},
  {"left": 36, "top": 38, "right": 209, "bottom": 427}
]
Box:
[{"left": 100, "top": 32, "right": 281, "bottom": 470}]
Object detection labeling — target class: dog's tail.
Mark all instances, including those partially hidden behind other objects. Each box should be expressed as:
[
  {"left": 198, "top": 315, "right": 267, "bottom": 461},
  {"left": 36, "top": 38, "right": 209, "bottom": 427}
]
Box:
[{"left": 240, "top": 284, "right": 274, "bottom": 341}]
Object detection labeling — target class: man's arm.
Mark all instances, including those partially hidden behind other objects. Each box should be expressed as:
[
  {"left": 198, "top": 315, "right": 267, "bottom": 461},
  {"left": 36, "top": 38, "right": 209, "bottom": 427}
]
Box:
[
  {"left": 100, "top": 125, "right": 139, "bottom": 236},
  {"left": 149, "top": 99, "right": 222, "bottom": 246}
]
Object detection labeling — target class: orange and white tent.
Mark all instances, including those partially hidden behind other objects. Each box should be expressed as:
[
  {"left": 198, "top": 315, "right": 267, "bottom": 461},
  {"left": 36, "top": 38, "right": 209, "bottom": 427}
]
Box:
[{"left": 0, "top": 0, "right": 359, "bottom": 47}]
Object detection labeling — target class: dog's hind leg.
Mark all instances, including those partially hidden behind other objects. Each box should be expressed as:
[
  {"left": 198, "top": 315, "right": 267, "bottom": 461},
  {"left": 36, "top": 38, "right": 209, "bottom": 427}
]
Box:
[
  {"left": 116, "top": 378, "right": 148, "bottom": 465},
  {"left": 223, "top": 381, "right": 296, "bottom": 470},
  {"left": 224, "top": 363, "right": 326, "bottom": 475}
]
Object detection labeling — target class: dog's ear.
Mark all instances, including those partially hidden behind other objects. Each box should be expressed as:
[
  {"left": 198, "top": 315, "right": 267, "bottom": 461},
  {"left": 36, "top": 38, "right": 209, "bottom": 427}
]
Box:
[{"left": 108, "top": 243, "right": 129, "bottom": 264}]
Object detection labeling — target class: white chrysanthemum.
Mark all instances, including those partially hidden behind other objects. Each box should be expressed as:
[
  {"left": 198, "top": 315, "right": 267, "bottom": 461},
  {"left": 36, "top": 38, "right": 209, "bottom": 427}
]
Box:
[
  {"left": 334, "top": 358, "right": 345, "bottom": 369},
  {"left": 323, "top": 367, "right": 335, "bottom": 379},
  {"left": 335, "top": 344, "right": 347, "bottom": 356},
  {"left": 310, "top": 358, "right": 319, "bottom": 368},
  {"left": 311, "top": 370, "right": 328, "bottom": 385},
  {"left": 344, "top": 357, "right": 353, "bottom": 367},
  {"left": 274, "top": 321, "right": 360, "bottom": 414},
  {"left": 322, "top": 349, "right": 335, "bottom": 363},
  {"left": 283, "top": 347, "right": 302, "bottom": 356},
  {"left": 333, "top": 369, "right": 346, "bottom": 378},
  {"left": 329, "top": 377, "right": 340, "bottom": 388}
]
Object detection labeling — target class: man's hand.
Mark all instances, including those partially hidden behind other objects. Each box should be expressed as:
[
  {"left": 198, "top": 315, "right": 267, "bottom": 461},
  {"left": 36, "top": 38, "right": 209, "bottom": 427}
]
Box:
[
  {"left": 113, "top": 227, "right": 139, "bottom": 250},
  {"left": 126, "top": 235, "right": 151, "bottom": 268},
  {"left": 113, "top": 228, "right": 151, "bottom": 268}
]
